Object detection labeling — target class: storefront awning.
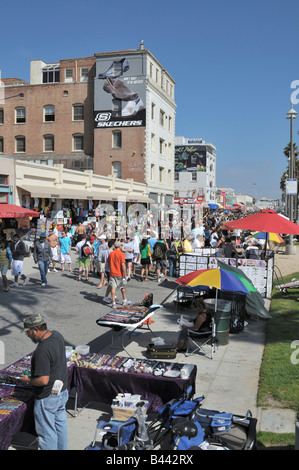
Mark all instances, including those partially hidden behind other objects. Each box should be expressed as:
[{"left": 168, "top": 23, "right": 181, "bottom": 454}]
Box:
[
  {"left": 18, "top": 184, "right": 155, "bottom": 204},
  {"left": 18, "top": 185, "right": 108, "bottom": 200}
]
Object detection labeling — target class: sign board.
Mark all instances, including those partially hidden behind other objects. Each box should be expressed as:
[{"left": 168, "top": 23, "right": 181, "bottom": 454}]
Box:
[{"left": 286, "top": 178, "right": 297, "bottom": 195}]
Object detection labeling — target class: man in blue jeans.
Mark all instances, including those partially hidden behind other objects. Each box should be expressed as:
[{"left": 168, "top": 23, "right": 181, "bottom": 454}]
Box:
[
  {"left": 20, "top": 314, "right": 68, "bottom": 450},
  {"left": 33, "top": 233, "right": 52, "bottom": 286}
]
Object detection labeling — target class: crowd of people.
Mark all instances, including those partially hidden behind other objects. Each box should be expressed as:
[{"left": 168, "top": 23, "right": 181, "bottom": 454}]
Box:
[
  {"left": 0, "top": 209, "right": 273, "bottom": 450},
  {"left": 0, "top": 211, "right": 269, "bottom": 294}
]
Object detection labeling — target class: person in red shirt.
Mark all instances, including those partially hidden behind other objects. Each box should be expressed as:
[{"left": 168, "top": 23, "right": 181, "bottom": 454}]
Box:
[{"left": 102, "top": 241, "right": 130, "bottom": 308}]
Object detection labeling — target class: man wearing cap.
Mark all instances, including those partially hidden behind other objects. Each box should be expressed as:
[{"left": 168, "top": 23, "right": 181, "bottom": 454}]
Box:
[
  {"left": 103, "top": 240, "right": 129, "bottom": 308},
  {"left": 20, "top": 314, "right": 68, "bottom": 450},
  {"left": 33, "top": 233, "right": 53, "bottom": 286}
]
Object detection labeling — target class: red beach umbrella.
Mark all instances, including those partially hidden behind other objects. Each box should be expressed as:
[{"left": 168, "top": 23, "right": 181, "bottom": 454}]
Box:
[{"left": 222, "top": 210, "right": 299, "bottom": 235}]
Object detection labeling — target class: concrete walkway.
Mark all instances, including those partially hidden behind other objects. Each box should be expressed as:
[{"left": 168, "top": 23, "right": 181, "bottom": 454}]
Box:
[{"left": 2, "top": 248, "right": 297, "bottom": 450}]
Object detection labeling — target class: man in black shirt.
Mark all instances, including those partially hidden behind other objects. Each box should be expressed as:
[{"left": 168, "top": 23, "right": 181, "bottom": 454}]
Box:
[{"left": 20, "top": 314, "right": 68, "bottom": 450}]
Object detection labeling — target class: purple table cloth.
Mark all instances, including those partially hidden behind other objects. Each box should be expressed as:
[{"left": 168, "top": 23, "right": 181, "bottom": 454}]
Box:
[{"left": 73, "top": 365, "right": 197, "bottom": 412}]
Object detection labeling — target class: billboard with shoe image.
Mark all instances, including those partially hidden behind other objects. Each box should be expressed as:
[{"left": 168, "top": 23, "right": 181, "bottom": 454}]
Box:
[{"left": 94, "top": 54, "right": 146, "bottom": 128}]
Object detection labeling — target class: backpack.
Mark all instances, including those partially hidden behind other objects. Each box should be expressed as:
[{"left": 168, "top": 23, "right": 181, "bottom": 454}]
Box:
[
  {"left": 153, "top": 243, "right": 164, "bottom": 260},
  {"left": 82, "top": 241, "right": 92, "bottom": 257}
]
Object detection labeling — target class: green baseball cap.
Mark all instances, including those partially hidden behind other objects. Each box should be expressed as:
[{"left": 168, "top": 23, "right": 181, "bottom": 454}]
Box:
[{"left": 22, "top": 314, "right": 46, "bottom": 332}]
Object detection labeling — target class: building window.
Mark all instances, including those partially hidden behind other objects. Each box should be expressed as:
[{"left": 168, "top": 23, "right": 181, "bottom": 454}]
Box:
[
  {"left": 112, "top": 161, "right": 122, "bottom": 179},
  {"left": 73, "top": 104, "right": 84, "bottom": 121},
  {"left": 80, "top": 67, "right": 89, "bottom": 82},
  {"left": 0, "top": 137, "right": 3, "bottom": 153},
  {"left": 15, "top": 136, "right": 25, "bottom": 152},
  {"left": 168, "top": 169, "right": 172, "bottom": 185},
  {"left": 174, "top": 172, "right": 179, "bottom": 181},
  {"left": 159, "top": 138, "right": 164, "bottom": 155},
  {"left": 44, "top": 135, "right": 54, "bottom": 152},
  {"left": 65, "top": 68, "right": 73, "bottom": 82},
  {"left": 44, "top": 105, "right": 55, "bottom": 122},
  {"left": 168, "top": 116, "right": 172, "bottom": 132},
  {"left": 151, "top": 133, "right": 155, "bottom": 152},
  {"left": 159, "top": 109, "right": 165, "bottom": 127},
  {"left": 151, "top": 164, "right": 155, "bottom": 181},
  {"left": 73, "top": 134, "right": 84, "bottom": 151},
  {"left": 112, "top": 131, "right": 122, "bottom": 148},
  {"left": 0, "top": 108, "right": 3, "bottom": 124},
  {"left": 151, "top": 102, "right": 155, "bottom": 120},
  {"left": 159, "top": 166, "right": 164, "bottom": 183},
  {"left": 15, "top": 107, "right": 26, "bottom": 123},
  {"left": 191, "top": 171, "right": 197, "bottom": 181},
  {"left": 0, "top": 175, "right": 8, "bottom": 185},
  {"left": 42, "top": 66, "right": 60, "bottom": 83}
]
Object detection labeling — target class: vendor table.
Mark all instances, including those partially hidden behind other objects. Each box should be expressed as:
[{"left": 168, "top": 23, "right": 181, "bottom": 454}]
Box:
[
  {"left": 72, "top": 354, "right": 197, "bottom": 414},
  {"left": 0, "top": 355, "right": 75, "bottom": 450},
  {"left": 96, "top": 304, "right": 163, "bottom": 356}
]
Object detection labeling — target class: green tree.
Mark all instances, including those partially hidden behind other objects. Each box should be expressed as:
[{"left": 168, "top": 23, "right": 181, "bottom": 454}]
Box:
[{"left": 280, "top": 142, "right": 299, "bottom": 194}]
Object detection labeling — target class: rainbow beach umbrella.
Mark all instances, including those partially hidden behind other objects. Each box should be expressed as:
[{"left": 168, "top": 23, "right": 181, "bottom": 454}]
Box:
[
  {"left": 175, "top": 268, "right": 257, "bottom": 296},
  {"left": 252, "top": 232, "right": 284, "bottom": 244}
]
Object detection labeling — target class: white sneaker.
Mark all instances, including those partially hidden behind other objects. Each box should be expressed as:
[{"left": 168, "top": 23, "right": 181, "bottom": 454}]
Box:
[
  {"left": 11, "top": 282, "right": 18, "bottom": 287},
  {"left": 23, "top": 277, "right": 30, "bottom": 286},
  {"left": 53, "top": 269, "right": 58, "bottom": 273},
  {"left": 112, "top": 302, "right": 116, "bottom": 308},
  {"left": 122, "top": 299, "right": 132, "bottom": 306},
  {"left": 103, "top": 296, "right": 112, "bottom": 304},
  {"left": 41, "top": 283, "right": 46, "bottom": 287}
]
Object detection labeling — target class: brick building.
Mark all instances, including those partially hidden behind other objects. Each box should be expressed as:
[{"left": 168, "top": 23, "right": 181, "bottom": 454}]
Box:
[{"left": 0, "top": 43, "right": 176, "bottom": 204}]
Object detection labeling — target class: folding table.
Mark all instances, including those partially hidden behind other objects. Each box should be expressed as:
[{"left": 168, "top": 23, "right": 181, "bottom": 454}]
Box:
[{"left": 96, "top": 304, "right": 163, "bottom": 356}]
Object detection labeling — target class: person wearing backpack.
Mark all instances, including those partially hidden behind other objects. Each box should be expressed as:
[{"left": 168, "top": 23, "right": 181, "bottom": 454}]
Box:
[
  {"left": 0, "top": 238, "right": 12, "bottom": 292},
  {"left": 75, "top": 234, "right": 93, "bottom": 282},
  {"left": 167, "top": 239, "right": 178, "bottom": 277},
  {"left": 153, "top": 238, "right": 169, "bottom": 283}
]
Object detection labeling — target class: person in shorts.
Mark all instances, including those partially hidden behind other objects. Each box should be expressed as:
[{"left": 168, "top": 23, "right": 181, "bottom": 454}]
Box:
[
  {"left": 103, "top": 241, "right": 130, "bottom": 308},
  {"left": 59, "top": 231, "right": 72, "bottom": 272},
  {"left": 47, "top": 229, "right": 60, "bottom": 272},
  {"left": 11, "top": 233, "right": 30, "bottom": 287},
  {"left": 75, "top": 234, "right": 92, "bottom": 281}
]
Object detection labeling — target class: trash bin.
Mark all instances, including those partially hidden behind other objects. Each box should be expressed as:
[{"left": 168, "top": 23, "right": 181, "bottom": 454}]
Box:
[
  {"left": 205, "top": 299, "right": 231, "bottom": 345},
  {"left": 219, "top": 291, "right": 246, "bottom": 334}
]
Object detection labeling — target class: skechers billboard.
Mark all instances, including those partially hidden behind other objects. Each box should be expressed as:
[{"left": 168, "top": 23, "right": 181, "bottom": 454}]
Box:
[
  {"left": 175, "top": 146, "right": 207, "bottom": 172},
  {"left": 94, "top": 55, "right": 146, "bottom": 128}
]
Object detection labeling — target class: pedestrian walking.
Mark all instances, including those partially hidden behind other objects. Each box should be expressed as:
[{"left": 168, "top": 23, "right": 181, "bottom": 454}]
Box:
[
  {"left": 0, "top": 238, "right": 12, "bottom": 291},
  {"left": 20, "top": 314, "right": 68, "bottom": 450},
  {"left": 75, "top": 234, "right": 92, "bottom": 281},
  {"left": 96, "top": 235, "right": 108, "bottom": 288},
  {"left": 33, "top": 233, "right": 53, "bottom": 286},
  {"left": 47, "top": 229, "right": 59, "bottom": 272},
  {"left": 138, "top": 238, "right": 151, "bottom": 282},
  {"left": 59, "top": 230, "right": 72, "bottom": 272},
  {"left": 10, "top": 233, "right": 30, "bottom": 287},
  {"left": 103, "top": 240, "right": 130, "bottom": 308}
]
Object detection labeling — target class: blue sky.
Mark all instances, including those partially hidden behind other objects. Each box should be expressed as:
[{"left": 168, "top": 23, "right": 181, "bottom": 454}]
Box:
[{"left": 1, "top": 0, "right": 299, "bottom": 200}]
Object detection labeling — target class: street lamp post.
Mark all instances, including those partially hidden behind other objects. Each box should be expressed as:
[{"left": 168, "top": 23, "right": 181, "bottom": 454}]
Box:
[{"left": 286, "top": 104, "right": 297, "bottom": 255}]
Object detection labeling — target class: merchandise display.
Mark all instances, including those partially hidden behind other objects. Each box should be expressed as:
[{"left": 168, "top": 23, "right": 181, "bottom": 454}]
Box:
[{"left": 68, "top": 352, "right": 194, "bottom": 379}]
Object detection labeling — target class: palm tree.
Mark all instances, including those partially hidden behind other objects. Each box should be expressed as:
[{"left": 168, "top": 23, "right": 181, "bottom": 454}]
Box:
[{"left": 281, "top": 142, "right": 299, "bottom": 218}]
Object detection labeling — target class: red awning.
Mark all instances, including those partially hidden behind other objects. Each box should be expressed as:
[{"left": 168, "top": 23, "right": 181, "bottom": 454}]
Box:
[{"left": 0, "top": 204, "right": 39, "bottom": 218}]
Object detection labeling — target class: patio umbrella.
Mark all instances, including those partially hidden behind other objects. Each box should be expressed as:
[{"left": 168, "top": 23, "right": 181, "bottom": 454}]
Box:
[
  {"left": 222, "top": 209, "right": 299, "bottom": 235},
  {"left": 251, "top": 231, "right": 284, "bottom": 244},
  {"left": 217, "top": 260, "right": 271, "bottom": 319},
  {"left": 0, "top": 204, "right": 39, "bottom": 218},
  {"left": 175, "top": 268, "right": 258, "bottom": 346},
  {"left": 175, "top": 268, "right": 257, "bottom": 296}
]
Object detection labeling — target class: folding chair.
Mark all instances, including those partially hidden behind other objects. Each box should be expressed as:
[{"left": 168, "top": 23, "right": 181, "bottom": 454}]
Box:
[{"left": 185, "top": 316, "right": 217, "bottom": 359}]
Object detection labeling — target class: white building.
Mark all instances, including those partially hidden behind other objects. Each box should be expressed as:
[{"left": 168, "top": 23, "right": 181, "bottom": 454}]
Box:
[{"left": 174, "top": 136, "right": 216, "bottom": 202}]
